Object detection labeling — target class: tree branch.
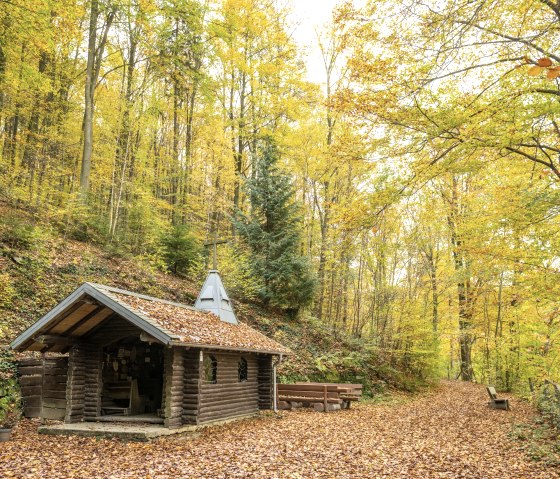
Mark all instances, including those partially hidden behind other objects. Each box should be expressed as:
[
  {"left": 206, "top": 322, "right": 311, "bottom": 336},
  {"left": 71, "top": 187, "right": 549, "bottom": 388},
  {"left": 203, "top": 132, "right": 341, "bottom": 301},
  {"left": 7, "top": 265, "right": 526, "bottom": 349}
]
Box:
[{"left": 505, "top": 146, "right": 560, "bottom": 179}]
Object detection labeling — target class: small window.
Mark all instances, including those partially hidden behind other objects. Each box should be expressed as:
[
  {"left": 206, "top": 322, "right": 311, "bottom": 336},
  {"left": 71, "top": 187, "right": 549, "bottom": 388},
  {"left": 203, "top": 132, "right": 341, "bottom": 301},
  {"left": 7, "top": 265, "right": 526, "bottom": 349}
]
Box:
[
  {"left": 203, "top": 354, "right": 217, "bottom": 383},
  {"left": 238, "top": 357, "right": 248, "bottom": 382}
]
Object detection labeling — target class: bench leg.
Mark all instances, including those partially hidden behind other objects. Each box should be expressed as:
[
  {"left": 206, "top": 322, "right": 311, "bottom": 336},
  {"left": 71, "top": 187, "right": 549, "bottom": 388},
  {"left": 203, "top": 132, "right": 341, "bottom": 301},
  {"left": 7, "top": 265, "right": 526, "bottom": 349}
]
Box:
[{"left": 488, "top": 400, "right": 509, "bottom": 411}]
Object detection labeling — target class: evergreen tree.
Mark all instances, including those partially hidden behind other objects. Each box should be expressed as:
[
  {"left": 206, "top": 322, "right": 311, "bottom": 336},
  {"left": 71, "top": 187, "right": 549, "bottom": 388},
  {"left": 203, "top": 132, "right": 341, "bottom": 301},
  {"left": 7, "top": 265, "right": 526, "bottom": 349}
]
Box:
[
  {"left": 234, "top": 140, "right": 316, "bottom": 312},
  {"left": 162, "top": 225, "right": 201, "bottom": 276}
]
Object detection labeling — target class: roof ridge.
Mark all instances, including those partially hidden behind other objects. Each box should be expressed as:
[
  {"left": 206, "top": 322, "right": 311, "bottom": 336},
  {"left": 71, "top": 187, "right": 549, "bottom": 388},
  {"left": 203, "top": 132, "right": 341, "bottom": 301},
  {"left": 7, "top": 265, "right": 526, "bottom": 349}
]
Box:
[{"left": 87, "top": 283, "right": 204, "bottom": 313}]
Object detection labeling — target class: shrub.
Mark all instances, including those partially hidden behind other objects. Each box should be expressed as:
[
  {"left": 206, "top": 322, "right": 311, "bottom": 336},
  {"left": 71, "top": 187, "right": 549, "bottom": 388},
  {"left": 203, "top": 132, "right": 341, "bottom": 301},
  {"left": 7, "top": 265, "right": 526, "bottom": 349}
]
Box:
[
  {"left": 0, "top": 273, "right": 16, "bottom": 308},
  {"left": 0, "top": 349, "right": 21, "bottom": 429},
  {"left": 536, "top": 381, "right": 560, "bottom": 430},
  {"left": 0, "top": 215, "right": 41, "bottom": 249}
]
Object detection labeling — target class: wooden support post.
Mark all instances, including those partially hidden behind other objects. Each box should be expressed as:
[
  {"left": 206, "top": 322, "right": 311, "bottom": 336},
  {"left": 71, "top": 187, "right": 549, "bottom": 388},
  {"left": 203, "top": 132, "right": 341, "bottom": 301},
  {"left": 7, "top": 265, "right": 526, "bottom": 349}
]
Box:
[
  {"left": 323, "top": 385, "right": 328, "bottom": 413},
  {"left": 163, "top": 347, "right": 184, "bottom": 428},
  {"left": 65, "top": 345, "right": 86, "bottom": 423},
  {"left": 197, "top": 350, "right": 203, "bottom": 424}
]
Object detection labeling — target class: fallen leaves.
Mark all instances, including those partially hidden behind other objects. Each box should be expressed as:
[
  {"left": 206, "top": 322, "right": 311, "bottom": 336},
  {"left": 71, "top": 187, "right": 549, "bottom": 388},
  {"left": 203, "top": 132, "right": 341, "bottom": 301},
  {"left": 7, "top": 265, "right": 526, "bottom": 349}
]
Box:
[
  {"left": 0, "top": 382, "right": 558, "bottom": 478},
  {"left": 107, "top": 291, "right": 291, "bottom": 354}
]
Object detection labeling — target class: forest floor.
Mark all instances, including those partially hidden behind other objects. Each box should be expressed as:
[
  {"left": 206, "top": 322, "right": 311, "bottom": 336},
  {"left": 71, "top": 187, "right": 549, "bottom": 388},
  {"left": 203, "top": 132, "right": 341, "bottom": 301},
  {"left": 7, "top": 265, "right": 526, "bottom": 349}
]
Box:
[{"left": 1, "top": 381, "right": 559, "bottom": 478}]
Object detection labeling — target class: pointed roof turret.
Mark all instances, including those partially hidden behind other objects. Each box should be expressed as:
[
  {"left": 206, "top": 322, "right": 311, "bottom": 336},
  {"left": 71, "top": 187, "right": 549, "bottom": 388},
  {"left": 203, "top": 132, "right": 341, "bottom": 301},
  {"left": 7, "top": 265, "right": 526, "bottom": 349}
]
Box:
[{"left": 194, "top": 270, "right": 238, "bottom": 324}]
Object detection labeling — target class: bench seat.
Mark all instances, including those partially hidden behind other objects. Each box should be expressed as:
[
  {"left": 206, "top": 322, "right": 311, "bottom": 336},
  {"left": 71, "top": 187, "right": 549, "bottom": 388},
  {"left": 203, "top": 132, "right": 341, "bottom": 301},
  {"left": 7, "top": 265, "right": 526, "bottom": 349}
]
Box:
[{"left": 486, "top": 386, "right": 510, "bottom": 411}]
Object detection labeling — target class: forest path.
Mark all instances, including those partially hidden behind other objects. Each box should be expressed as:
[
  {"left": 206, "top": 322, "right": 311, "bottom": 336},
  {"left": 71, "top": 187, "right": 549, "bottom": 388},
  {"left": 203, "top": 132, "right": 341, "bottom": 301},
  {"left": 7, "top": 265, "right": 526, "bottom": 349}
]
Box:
[{"left": 0, "top": 381, "right": 557, "bottom": 478}]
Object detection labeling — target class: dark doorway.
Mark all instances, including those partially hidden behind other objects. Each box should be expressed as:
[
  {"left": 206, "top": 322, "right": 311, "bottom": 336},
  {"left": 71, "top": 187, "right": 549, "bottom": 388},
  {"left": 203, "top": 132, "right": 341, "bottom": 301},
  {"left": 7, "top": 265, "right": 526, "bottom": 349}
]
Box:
[{"left": 101, "top": 338, "right": 164, "bottom": 417}]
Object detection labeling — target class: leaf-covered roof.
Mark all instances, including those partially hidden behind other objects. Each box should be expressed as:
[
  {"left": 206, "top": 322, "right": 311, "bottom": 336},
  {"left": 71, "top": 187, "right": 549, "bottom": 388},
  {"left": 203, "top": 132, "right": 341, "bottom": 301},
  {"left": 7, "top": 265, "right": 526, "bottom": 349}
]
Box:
[{"left": 97, "top": 285, "right": 290, "bottom": 354}]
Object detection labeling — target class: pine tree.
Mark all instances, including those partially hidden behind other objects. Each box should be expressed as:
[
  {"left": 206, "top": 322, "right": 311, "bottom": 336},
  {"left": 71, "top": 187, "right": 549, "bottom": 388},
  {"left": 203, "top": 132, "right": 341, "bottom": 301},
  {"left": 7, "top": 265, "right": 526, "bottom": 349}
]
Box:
[
  {"left": 234, "top": 140, "right": 316, "bottom": 312},
  {"left": 162, "top": 225, "right": 201, "bottom": 276}
]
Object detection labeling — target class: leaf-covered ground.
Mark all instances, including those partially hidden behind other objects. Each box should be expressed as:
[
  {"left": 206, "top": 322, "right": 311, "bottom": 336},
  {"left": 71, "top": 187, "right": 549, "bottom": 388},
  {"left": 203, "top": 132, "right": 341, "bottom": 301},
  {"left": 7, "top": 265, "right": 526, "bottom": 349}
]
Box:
[{"left": 1, "top": 381, "right": 558, "bottom": 478}]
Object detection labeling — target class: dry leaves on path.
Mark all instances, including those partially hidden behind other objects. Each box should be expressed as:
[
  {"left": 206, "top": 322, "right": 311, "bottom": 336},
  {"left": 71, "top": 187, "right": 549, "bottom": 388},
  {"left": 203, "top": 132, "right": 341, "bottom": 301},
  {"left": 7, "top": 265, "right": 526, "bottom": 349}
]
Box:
[{"left": 0, "top": 381, "right": 557, "bottom": 478}]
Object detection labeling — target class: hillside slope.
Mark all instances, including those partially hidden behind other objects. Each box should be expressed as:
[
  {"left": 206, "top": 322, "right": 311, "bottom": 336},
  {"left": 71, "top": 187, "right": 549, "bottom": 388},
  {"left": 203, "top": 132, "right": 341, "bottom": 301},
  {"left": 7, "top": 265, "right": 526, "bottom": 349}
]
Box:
[{"left": 0, "top": 203, "right": 414, "bottom": 392}]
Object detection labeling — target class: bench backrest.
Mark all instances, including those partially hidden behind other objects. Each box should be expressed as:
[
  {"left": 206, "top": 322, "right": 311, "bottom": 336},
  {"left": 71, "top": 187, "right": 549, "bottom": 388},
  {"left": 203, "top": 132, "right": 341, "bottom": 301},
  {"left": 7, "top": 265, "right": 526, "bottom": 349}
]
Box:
[
  {"left": 487, "top": 386, "right": 498, "bottom": 400},
  {"left": 278, "top": 384, "right": 341, "bottom": 393},
  {"left": 293, "top": 382, "right": 363, "bottom": 394}
]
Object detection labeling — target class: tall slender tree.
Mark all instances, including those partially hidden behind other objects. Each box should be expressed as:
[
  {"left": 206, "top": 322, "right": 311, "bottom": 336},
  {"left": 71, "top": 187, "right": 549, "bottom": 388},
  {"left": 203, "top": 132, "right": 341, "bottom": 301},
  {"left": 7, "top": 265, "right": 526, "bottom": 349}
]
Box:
[{"left": 234, "top": 139, "right": 316, "bottom": 311}]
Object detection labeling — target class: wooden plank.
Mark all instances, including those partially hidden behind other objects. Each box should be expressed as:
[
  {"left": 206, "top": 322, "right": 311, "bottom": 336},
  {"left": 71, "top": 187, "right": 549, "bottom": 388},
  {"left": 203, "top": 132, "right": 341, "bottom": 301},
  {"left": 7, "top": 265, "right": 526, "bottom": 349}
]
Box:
[
  {"left": 43, "top": 390, "right": 67, "bottom": 400},
  {"left": 20, "top": 376, "right": 42, "bottom": 387},
  {"left": 278, "top": 384, "right": 343, "bottom": 392},
  {"left": 18, "top": 359, "right": 43, "bottom": 367},
  {"left": 277, "top": 390, "right": 340, "bottom": 399},
  {"left": 41, "top": 407, "right": 66, "bottom": 420},
  {"left": 21, "top": 385, "right": 42, "bottom": 397},
  {"left": 163, "top": 347, "right": 184, "bottom": 428},
  {"left": 43, "top": 368, "right": 68, "bottom": 377},
  {"left": 22, "top": 396, "right": 42, "bottom": 408},
  {"left": 18, "top": 366, "right": 44, "bottom": 375},
  {"left": 49, "top": 303, "right": 100, "bottom": 334},
  {"left": 23, "top": 406, "right": 42, "bottom": 418},
  {"left": 43, "top": 398, "right": 67, "bottom": 409},
  {"left": 200, "top": 395, "right": 258, "bottom": 407},
  {"left": 278, "top": 396, "right": 342, "bottom": 404}
]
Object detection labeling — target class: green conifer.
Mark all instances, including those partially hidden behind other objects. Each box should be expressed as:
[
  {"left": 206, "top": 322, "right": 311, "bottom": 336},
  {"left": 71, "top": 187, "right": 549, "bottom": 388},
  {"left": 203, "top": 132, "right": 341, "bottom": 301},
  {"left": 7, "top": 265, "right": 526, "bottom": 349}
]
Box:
[{"left": 234, "top": 139, "right": 316, "bottom": 312}]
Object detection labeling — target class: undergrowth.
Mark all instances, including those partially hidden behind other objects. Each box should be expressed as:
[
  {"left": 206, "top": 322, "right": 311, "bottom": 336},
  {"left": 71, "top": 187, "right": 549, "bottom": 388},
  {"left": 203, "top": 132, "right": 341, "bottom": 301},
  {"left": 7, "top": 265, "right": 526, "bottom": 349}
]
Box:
[{"left": 510, "top": 419, "right": 560, "bottom": 467}]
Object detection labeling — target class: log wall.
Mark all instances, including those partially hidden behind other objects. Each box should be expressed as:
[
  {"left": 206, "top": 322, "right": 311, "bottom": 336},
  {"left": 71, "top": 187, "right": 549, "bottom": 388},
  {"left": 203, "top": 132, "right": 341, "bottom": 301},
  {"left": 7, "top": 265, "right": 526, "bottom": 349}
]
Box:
[
  {"left": 182, "top": 349, "right": 200, "bottom": 425},
  {"left": 257, "top": 354, "right": 273, "bottom": 410},
  {"left": 83, "top": 344, "right": 102, "bottom": 419},
  {"left": 18, "top": 356, "right": 68, "bottom": 420},
  {"left": 198, "top": 351, "right": 259, "bottom": 424},
  {"left": 65, "top": 344, "right": 86, "bottom": 422},
  {"left": 162, "top": 346, "right": 184, "bottom": 428},
  {"left": 18, "top": 359, "right": 44, "bottom": 418},
  {"left": 18, "top": 336, "right": 278, "bottom": 427}
]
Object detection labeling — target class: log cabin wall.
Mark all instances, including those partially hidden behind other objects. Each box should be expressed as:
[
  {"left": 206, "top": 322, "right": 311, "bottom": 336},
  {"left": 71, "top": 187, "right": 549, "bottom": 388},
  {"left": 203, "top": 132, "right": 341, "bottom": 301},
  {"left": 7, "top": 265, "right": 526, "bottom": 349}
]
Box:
[
  {"left": 83, "top": 344, "right": 103, "bottom": 419},
  {"left": 18, "top": 357, "right": 68, "bottom": 420},
  {"left": 198, "top": 351, "right": 259, "bottom": 424},
  {"left": 18, "top": 359, "right": 43, "bottom": 418},
  {"left": 65, "top": 344, "right": 86, "bottom": 422},
  {"left": 182, "top": 348, "right": 200, "bottom": 425},
  {"left": 257, "top": 354, "right": 273, "bottom": 410},
  {"left": 162, "top": 346, "right": 184, "bottom": 428},
  {"left": 42, "top": 356, "right": 69, "bottom": 419}
]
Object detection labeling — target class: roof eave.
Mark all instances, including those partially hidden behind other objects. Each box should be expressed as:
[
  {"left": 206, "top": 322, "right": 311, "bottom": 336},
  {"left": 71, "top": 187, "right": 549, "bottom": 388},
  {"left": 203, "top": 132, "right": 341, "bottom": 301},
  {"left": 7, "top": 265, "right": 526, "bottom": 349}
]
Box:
[
  {"left": 169, "top": 340, "right": 290, "bottom": 356},
  {"left": 10, "top": 285, "right": 89, "bottom": 351},
  {"left": 10, "top": 283, "right": 178, "bottom": 351}
]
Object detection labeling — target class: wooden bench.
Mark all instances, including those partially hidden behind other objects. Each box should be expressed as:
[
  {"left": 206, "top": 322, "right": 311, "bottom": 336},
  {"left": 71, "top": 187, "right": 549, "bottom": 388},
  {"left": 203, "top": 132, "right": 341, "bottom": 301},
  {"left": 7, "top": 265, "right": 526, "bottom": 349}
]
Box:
[
  {"left": 486, "top": 386, "right": 509, "bottom": 411},
  {"left": 277, "top": 383, "right": 363, "bottom": 412},
  {"left": 277, "top": 384, "right": 343, "bottom": 412},
  {"left": 295, "top": 382, "right": 363, "bottom": 409}
]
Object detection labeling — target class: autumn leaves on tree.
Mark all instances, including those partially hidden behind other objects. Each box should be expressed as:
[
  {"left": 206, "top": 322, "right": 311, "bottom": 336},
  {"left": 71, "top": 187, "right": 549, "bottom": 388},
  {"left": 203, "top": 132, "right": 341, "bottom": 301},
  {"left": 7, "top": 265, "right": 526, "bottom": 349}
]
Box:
[{"left": 0, "top": 0, "right": 559, "bottom": 390}]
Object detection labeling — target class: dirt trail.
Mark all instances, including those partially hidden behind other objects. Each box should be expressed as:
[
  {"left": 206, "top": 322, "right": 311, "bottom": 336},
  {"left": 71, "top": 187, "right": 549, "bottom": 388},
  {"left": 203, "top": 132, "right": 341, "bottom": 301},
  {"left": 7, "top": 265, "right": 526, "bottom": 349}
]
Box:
[{"left": 0, "top": 381, "right": 557, "bottom": 478}]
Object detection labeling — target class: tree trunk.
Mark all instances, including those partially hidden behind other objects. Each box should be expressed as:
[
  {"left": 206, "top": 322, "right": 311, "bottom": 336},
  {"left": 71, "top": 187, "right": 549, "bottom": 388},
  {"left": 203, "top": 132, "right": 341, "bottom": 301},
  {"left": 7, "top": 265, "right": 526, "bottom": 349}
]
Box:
[
  {"left": 80, "top": 1, "right": 115, "bottom": 193},
  {"left": 80, "top": 0, "right": 99, "bottom": 193},
  {"left": 447, "top": 176, "right": 474, "bottom": 381}
]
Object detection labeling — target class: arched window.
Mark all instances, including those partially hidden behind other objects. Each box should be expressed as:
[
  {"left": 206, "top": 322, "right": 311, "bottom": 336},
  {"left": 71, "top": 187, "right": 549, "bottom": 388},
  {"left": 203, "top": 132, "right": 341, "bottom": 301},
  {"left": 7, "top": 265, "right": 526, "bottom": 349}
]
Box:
[
  {"left": 203, "top": 354, "right": 217, "bottom": 383},
  {"left": 238, "top": 357, "right": 248, "bottom": 382}
]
